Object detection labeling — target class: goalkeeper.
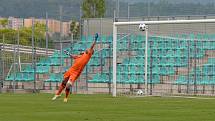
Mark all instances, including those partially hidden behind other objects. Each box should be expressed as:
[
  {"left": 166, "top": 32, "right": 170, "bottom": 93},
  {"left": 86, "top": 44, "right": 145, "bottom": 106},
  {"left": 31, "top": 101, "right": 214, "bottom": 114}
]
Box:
[{"left": 52, "top": 33, "right": 98, "bottom": 102}]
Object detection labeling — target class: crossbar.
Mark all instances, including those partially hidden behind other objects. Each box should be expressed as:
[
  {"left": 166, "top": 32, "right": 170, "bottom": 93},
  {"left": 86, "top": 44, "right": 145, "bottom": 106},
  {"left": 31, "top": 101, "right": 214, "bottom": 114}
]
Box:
[{"left": 114, "top": 19, "right": 215, "bottom": 26}]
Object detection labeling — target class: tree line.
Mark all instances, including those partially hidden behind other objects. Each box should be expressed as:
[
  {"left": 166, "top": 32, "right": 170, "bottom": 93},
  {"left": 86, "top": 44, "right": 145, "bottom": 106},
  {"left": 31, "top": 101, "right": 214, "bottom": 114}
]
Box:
[{"left": 0, "top": 21, "right": 49, "bottom": 48}]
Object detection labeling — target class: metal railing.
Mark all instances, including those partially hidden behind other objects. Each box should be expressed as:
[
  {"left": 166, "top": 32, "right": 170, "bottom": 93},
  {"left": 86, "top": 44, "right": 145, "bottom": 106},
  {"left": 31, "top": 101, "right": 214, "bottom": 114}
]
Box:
[{"left": 0, "top": 43, "right": 57, "bottom": 56}]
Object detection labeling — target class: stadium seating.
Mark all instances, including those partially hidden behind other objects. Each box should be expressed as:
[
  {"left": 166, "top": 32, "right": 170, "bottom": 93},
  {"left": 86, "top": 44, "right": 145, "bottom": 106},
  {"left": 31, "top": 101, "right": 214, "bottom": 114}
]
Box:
[
  {"left": 45, "top": 73, "right": 63, "bottom": 82},
  {"left": 5, "top": 34, "right": 215, "bottom": 86},
  {"left": 22, "top": 65, "right": 50, "bottom": 74},
  {"left": 176, "top": 58, "right": 215, "bottom": 85},
  {"left": 88, "top": 73, "right": 111, "bottom": 83},
  {"left": 5, "top": 72, "right": 34, "bottom": 82},
  {"left": 87, "top": 34, "right": 215, "bottom": 85}
]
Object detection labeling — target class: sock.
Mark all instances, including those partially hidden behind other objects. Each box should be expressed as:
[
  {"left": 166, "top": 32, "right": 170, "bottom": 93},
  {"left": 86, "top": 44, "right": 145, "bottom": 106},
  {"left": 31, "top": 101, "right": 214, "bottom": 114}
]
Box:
[
  {"left": 65, "top": 87, "right": 70, "bottom": 98},
  {"left": 56, "top": 83, "right": 66, "bottom": 95}
]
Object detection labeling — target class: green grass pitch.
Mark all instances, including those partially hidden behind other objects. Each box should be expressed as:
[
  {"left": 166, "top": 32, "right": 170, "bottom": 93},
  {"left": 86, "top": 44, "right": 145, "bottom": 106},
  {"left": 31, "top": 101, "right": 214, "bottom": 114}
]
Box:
[{"left": 0, "top": 93, "right": 215, "bottom": 121}]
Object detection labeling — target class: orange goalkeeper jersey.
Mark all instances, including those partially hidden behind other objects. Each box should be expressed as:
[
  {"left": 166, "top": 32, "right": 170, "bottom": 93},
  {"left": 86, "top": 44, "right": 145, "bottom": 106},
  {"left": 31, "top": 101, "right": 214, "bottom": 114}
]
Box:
[{"left": 64, "top": 49, "right": 94, "bottom": 81}]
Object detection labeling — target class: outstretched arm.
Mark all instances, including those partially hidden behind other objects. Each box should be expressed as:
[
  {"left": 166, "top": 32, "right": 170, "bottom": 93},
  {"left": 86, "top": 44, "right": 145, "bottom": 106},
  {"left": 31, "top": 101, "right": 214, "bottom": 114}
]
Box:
[
  {"left": 90, "top": 33, "right": 99, "bottom": 50},
  {"left": 90, "top": 40, "right": 96, "bottom": 50},
  {"left": 64, "top": 50, "right": 79, "bottom": 59},
  {"left": 70, "top": 54, "right": 79, "bottom": 59}
]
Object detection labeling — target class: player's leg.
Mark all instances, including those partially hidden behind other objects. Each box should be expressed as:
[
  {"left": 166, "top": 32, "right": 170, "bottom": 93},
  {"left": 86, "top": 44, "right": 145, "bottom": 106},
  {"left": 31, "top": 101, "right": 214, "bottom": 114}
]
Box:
[
  {"left": 56, "top": 77, "right": 69, "bottom": 95},
  {"left": 64, "top": 79, "right": 75, "bottom": 102},
  {"left": 52, "top": 77, "right": 69, "bottom": 100}
]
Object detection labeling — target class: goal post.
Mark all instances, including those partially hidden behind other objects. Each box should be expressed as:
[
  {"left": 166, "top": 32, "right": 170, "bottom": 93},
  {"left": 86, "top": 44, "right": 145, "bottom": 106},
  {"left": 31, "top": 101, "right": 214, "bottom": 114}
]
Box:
[{"left": 113, "top": 19, "right": 215, "bottom": 97}]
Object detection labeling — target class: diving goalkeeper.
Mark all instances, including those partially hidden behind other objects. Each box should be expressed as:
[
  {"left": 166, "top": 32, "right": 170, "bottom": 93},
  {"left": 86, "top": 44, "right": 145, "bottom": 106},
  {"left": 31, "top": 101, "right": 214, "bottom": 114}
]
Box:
[{"left": 52, "top": 33, "right": 98, "bottom": 102}]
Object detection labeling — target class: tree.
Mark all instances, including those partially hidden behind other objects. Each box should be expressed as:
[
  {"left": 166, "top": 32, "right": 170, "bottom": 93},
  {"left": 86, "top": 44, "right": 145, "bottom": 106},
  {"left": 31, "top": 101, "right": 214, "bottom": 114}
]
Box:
[
  {"left": 70, "top": 21, "right": 80, "bottom": 39},
  {"left": 0, "top": 29, "right": 16, "bottom": 44},
  {"left": 0, "top": 19, "right": 8, "bottom": 28},
  {"left": 0, "top": 22, "right": 46, "bottom": 47},
  {"left": 82, "top": 0, "right": 105, "bottom": 18}
]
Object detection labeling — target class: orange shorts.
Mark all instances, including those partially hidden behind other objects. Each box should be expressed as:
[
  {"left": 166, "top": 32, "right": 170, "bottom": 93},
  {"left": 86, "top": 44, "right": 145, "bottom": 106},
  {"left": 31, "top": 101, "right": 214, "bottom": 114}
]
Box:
[{"left": 64, "top": 71, "right": 80, "bottom": 83}]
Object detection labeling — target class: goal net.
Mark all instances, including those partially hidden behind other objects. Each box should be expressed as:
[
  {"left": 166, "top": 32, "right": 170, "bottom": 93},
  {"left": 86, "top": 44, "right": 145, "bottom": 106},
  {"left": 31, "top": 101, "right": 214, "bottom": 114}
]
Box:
[{"left": 113, "top": 19, "right": 215, "bottom": 97}]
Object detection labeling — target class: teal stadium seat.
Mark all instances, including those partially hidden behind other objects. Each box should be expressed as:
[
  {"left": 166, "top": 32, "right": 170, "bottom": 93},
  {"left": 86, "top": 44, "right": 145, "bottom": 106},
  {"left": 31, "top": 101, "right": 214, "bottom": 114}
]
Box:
[
  {"left": 92, "top": 52, "right": 100, "bottom": 58},
  {"left": 5, "top": 73, "right": 15, "bottom": 81},
  {"left": 88, "top": 74, "right": 101, "bottom": 83},
  {"left": 203, "top": 65, "right": 215, "bottom": 76},
  {"left": 50, "top": 58, "right": 61, "bottom": 66},
  {"left": 176, "top": 76, "right": 188, "bottom": 84},
  {"left": 118, "top": 41, "right": 128, "bottom": 51},
  {"left": 158, "top": 66, "right": 175, "bottom": 75},
  {"left": 136, "top": 66, "right": 145, "bottom": 74},
  {"left": 45, "top": 73, "right": 63, "bottom": 82},
  {"left": 5, "top": 73, "right": 34, "bottom": 82},
  {"left": 148, "top": 74, "right": 160, "bottom": 84},
  {"left": 37, "top": 58, "right": 49, "bottom": 66},
  {"left": 37, "top": 66, "right": 50, "bottom": 73},
  {"left": 122, "top": 58, "right": 130, "bottom": 66},
  {"left": 51, "top": 50, "right": 69, "bottom": 58},
  {"left": 120, "top": 66, "right": 129, "bottom": 75},
  {"left": 88, "top": 73, "right": 111, "bottom": 83},
  {"left": 51, "top": 50, "right": 61, "bottom": 58},
  {"left": 128, "top": 66, "right": 136, "bottom": 75},
  {"left": 89, "top": 58, "right": 105, "bottom": 66},
  {"left": 129, "top": 74, "right": 140, "bottom": 84},
  {"left": 119, "top": 74, "right": 129, "bottom": 84},
  {"left": 22, "top": 65, "right": 50, "bottom": 74},
  {"left": 207, "top": 58, "right": 215, "bottom": 64}
]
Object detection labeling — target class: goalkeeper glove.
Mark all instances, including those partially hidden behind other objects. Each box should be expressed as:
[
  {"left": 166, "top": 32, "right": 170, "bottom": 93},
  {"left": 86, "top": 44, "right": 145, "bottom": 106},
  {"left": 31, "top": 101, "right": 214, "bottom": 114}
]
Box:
[{"left": 95, "top": 33, "right": 99, "bottom": 41}]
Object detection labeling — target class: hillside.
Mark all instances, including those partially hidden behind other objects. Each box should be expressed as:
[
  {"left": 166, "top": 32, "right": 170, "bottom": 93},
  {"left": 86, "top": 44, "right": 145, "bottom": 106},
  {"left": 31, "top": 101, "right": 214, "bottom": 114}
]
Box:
[{"left": 0, "top": 0, "right": 215, "bottom": 20}]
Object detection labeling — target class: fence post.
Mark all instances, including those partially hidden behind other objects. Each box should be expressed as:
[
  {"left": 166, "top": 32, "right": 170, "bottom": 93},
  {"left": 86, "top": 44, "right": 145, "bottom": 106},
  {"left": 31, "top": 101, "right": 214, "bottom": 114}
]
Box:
[
  {"left": 32, "top": 18, "right": 37, "bottom": 92},
  {"left": 0, "top": 39, "right": 2, "bottom": 93}
]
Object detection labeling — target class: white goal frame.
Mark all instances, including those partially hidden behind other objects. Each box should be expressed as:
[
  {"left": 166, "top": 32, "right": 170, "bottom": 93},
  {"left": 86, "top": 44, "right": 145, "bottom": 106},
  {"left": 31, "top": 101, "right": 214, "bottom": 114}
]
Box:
[{"left": 112, "top": 19, "right": 215, "bottom": 97}]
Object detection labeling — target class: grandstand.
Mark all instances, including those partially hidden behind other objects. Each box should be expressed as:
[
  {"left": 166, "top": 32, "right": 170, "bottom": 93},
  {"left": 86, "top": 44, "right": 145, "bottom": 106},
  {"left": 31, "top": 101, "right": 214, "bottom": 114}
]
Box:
[{"left": 2, "top": 30, "right": 215, "bottom": 96}]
